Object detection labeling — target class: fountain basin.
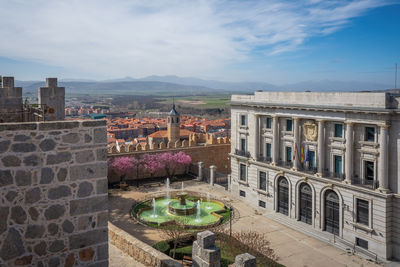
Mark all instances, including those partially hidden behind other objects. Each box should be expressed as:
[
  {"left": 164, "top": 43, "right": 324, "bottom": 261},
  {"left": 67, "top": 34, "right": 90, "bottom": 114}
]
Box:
[{"left": 168, "top": 199, "right": 197, "bottom": 215}]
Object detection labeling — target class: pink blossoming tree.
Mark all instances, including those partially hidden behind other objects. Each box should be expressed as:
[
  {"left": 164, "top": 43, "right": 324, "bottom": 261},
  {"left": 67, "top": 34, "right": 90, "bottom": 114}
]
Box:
[
  {"left": 142, "top": 154, "right": 163, "bottom": 177},
  {"left": 108, "top": 156, "right": 137, "bottom": 184},
  {"left": 159, "top": 152, "right": 192, "bottom": 178}
]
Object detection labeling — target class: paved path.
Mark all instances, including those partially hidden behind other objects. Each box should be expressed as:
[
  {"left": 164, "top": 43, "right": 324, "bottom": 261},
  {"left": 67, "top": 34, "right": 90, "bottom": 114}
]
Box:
[
  {"left": 109, "top": 244, "right": 146, "bottom": 267},
  {"left": 108, "top": 180, "right": 386, "bottom": 267}
]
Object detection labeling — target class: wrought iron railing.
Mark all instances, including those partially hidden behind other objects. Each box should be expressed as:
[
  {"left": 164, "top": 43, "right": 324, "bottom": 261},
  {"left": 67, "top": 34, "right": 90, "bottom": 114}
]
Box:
[
  {"left": 257, "top": 156, "right": 272, "bottom": 163},
  {"left": 277, "top": 160, "right": 293, "bottom": 168},
  {"left": 235, "top": 149, "right": 250, "bottom": 158}
]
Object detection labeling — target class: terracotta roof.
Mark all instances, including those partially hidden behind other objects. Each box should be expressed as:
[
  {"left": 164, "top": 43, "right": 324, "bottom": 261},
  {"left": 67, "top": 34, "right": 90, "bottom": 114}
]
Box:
[{"left": 148, "top": 129, "right": 195, "bottom": 138}]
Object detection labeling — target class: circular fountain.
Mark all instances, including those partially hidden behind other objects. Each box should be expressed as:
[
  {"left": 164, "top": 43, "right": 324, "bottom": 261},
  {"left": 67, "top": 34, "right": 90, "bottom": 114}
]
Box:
[{"left": 133, "top": 181, "right": 230, "bottom": 228}]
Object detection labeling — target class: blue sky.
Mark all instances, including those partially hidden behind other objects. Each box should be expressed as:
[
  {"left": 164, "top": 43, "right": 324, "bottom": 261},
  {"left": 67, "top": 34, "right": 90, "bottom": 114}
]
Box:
[{"left": 0, "top": 0, "right": 399, "bottom": 85}]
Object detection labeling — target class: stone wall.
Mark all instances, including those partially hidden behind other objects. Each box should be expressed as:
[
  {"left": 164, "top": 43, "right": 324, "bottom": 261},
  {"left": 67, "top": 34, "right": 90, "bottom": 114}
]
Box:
[
  {"left": 0, "top": 76, "right": 23, "bottom": 123},
  {"left": 108, "top": 222, "right": 182, "bottom": 267},
  {"left": 108, "top": 143, "right": 231, "bottom": 183},
  {"left": 0, "top": 120, "right": 108, "bottom": 266},
  {"left": 393, "top": 196, "right": 400, "bottom": 260}
]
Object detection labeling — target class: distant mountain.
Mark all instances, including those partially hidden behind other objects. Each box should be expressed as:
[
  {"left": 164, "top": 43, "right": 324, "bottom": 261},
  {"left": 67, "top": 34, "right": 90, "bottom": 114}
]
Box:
[{"left": 15, "top": 76, "right": 393, "bottom": 96}]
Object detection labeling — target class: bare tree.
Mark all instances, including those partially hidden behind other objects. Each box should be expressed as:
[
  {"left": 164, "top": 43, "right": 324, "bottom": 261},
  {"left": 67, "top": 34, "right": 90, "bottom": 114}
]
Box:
[{"left": 159, "top": 221, "right": 192, "bottom": 259}]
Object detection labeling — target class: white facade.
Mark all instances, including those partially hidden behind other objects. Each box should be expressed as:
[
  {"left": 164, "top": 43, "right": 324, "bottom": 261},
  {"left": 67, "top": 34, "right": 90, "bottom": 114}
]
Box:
[{"left": 230, "top": 91, "right": 400, "bottom": 261}]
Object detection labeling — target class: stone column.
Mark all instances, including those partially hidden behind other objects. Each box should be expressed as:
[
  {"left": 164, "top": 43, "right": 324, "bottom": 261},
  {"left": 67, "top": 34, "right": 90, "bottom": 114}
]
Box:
[
  {"left": 210, "top": 165, "right": 216, "bottom": 186},
  {"left": 378, "top": 124, "right": 389, "bottom": 192},
  {"left": 198, "top": 162, "right": 204, "bottom": 181},
  {"left": 235, "top": 253, "right": 257, "bottom": 267},
  {"left": 317, "top": 120, "right": 325, "bottom": 176},
  {"left": 344, "top": 122, "right": 354, "bottom": 183},
  {"left": 253, "top": 114, "right": 259, "bottom": 159},
  {"left": 192, "top": 231, "right": 220, "bottom": 267},
  {"left": 293, "top": 118, "right": 300, "bottom": 170},
  {"left": 272, "top": 115, "right": 279, "bottom": 165}
]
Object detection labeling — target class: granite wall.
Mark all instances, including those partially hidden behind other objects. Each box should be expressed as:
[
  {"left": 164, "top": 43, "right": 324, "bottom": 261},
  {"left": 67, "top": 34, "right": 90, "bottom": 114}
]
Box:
[{"left": 0, "top": 120, "right": 108, "bottom": 266}]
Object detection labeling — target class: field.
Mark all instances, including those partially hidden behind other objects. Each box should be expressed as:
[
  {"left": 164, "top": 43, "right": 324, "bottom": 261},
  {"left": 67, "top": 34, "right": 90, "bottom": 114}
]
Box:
[{"left": 158, "top": 94, "right": 230, "bottom": 109}]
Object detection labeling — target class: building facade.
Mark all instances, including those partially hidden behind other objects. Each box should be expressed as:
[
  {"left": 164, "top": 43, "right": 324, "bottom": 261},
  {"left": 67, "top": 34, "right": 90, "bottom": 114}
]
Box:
[{"left": 230, "top": 91, "right": 400, "bottom": 261}]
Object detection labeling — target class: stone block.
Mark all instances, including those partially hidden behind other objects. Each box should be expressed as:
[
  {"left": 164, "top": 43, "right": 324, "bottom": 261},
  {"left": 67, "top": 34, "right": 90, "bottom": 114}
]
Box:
[
  {"left": 62, "top": 133, "right": 80, "bottom": 144},
  {"left": 78, "top": 181, "right": 94, "bottom": 197},
  {"left": 44, "top": 204, "right": 66, "bottom": 220},
  {"left": 70, "top": 195, "right": 108, "bottom": 215},
  {"left": 25, "top": 224, "right": 45, "bottom": 239},
  {"left": 14, "top": 134, "right": 31, "bottom": 142},
  {"left": 48, "top": 257, "right": 60, "bottom": 267},
  {"left": 235, "top": 253, "right": 256, "bottom": 267},
  {"left": 0, "top": 140, "right": 10, "bottom": 153},
  {"left": 14, "top": 255, "right": 33, "bottom": 265},
  {"left": 39, "top": 139, "right": 56, "bottom": 151},
  {"left": 69, "top": 229, "right": 108, "bottom": 250},
  {"left": 11, "top": 206, "right": 27, "bottom": 224},
  {"left": 48, "top": 185, "right": 72, "bottom": 199},
  {"left": 96, "top": 243, "right": 108, "bottom": 261},
  {"left": 0, "top": 170, "right": 13, "bottom": 187},
  {"left": 62, "top": 220, "right": 75, "bottom": 233},
  {"left": 48, "top": 223, "right": 59, "bottom": 235},
  {"left": 57, "top": 167, "right": 68, "bottom": 181},
  {"left": 96, "top": 178, "right": 108, "bottom": 194},
  {"left": 40, "top": 167, "right": 54, "bottom": 184},
  {"left": 0, "top": 123, "right": 36, "bottom": 132},
  {"left": 25, "top": 187, "right": 41, "bottom": 204},
  {"left": 75, "top": 150, "right": 95, "bottom": 163},
  {"left": 197, "top": 231, "right": 215, "bottom": 249},
  {"left": 96, "top": 148, "right": 107, "bottom": 161},
  {"left": 82, "top": 120, "right": 106, "bottom": 127},
  {"left": 11, "top": 143, "right": 36, "bottom": 152},
  {"left": 0, "top": 207, "right": 9, "bottom": 235},
  {"left": 202, "top": 247, "right": 220, "bottom": 263},
  {"left": 23, "top": 154, "right": 39, "bottom": 166},
  {"left": 48, "top": 240, "right": 65, "bottom": 252},
  {"left": 70, "top": 162, "right": 107, "bottom": 181},
  {"left": 97, "top": 211, "right": 108, "bottom": 227},
  {"left": 38, "top": 121, "right": 79, "bottom": 131},
  {"left": 33, "top": 241, "right": 47, "bottom": 256},
  {"left": 0, "top": 228, "right": 25, "bottom": 261},
  {"left": 28, "top": 207, "right": 39, "bottom": 222},
  {"left": 6, "top": 190, "right": 18, "bottom": 202},
  {"left": 94, "top": 127, "right": 107, "bottom": 143},
  {"left": 46, "top": 151, "right": 72, "bottom": 165},
  {"left": 2, "top": 155, "right": 21, "bottom": 167},
  {"left": 79, "top": 247, "right": 95, "bottom": 261},
  {"left": 15, "top": 170, "right": 31, "bottom": 186}
]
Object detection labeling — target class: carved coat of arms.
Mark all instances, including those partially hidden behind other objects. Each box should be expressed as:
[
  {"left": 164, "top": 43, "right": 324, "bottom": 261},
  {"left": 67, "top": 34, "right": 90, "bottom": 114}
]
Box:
[{"left": 303, "top": 121, "right": 318, "bottom": 141}]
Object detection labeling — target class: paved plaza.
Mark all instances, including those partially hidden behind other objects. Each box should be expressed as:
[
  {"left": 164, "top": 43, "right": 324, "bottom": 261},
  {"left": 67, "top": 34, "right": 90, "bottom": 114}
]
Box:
[{"left": 108, "top": 180, "right": 387, "bottom": 267}]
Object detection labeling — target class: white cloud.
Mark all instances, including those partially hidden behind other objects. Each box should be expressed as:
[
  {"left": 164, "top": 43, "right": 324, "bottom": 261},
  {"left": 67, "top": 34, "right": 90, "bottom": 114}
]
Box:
[{"left": 0, "top": 0, "right": 390, "bottom": 79}]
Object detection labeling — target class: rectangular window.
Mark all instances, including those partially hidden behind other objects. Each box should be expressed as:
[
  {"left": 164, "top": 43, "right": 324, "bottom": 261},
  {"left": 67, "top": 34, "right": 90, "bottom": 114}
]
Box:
[
  {"left": 364, "top": 161, "right": 374, "bottom": 184},
  {"left": 365, "top": 127, "right": 375, "bottom": 142},
  {"left": 334, "top": 124, "right": 343, "bottom": 138},
  {"left": 309, "top": 151, "right": 316, "bottom": 168},
  {"left": 240, "top": 138, "right": 246, "bottom": 151},
  {"left": 259, "top": 200, "right": 266, "bottom": 208},
  {"left": 334, "top": 155, "right": 342, "bottom": 175},
  {"left": 259, "top": 171, "right": 267, "bottom": 191},
  {"left": 286, "top": 119, "right": 293, "bottom": 131},
  {"left": 266, "top": 143, "right": 272, "bottom": 158},
  {"left": 239, "top": 190, "right": 246, "bottom": 197},
  {"left": 356, "top": 238, "right": 368, "bottom": 250},
  {"left": 356, "top": 199, "right": 369, "bottom": 226},
  {"left": 240, "top": 163, "right": 246, "bottom": 181},
  {"left": 240, "top": 115, "right": 247, "bottom": 126},
  {"left": 266, "top": 117, "right": 272, "bottom": 129},
  {"left": 286, "top": 147, "right": 292, "bottom": 162}
]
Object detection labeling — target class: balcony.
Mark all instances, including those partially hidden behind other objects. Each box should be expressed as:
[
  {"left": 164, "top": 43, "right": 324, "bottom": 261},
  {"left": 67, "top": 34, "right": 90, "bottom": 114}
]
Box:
[
  {"left": 298, "top": 165, "right": 318, "bottom": 174},
  {"left": 257, "top": 155, "right": 272, "bottom": 164},
  {"left": 235, "top": 149, "right": 251, "bottom": 158},
  {"left": 322, "top": 171, "right": 345, "bottom": 181},
  {"left": 277, "top": 160, "right": 293, "bottom": 168},
  {"left": 352, "top": 176, "right": 377, "bottom": 189}
]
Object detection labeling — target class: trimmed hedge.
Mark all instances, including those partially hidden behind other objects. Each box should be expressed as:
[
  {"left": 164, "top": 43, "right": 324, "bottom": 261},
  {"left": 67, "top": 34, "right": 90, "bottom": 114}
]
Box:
[{"left": 152, "top": 241, "right": 170, "bottom": 255}]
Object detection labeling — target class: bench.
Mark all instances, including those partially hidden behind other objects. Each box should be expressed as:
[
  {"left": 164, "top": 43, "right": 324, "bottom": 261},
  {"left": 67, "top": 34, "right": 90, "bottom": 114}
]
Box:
[{"left": 182, "top": 255, "right": 192, "bottom": 266}]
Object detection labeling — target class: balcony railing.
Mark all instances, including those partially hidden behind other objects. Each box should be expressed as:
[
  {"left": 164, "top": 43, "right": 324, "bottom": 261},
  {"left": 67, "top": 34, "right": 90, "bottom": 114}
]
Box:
[
  {"left": 277, "top": 160, "right": 293, "bottom": 168},
  {"left": 257, "top": 156, "right": 272, "bottom": 163},
  {"left": 235, "top": 149, "right": 251, "bottom": 158},
  {"left": 298, "top": 165, "right": 318, "bottom": 174},
  {"left": 352, "top": 176, "right": 378, "bottom": 189},
  {"left": 322, "top": 171, "right": 345, "bottom": 181}
]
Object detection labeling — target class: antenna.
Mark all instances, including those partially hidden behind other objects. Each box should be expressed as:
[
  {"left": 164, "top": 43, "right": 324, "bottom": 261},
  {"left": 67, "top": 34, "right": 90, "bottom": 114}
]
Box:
[{"left": 395, "top": 63, "right": 398, "bottom": 89}]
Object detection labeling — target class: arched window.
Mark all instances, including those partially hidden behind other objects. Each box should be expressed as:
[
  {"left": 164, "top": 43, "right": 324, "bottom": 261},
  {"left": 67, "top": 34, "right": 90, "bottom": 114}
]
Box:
[
  {"left": 176, "top": 117, "right": 179, "bottom": 123},
  {"left": 277, "top": 177, "right": 289, "bottom": 215},
  {"left": 324, "top": 190, "right": 339, "bottom": 235},
  {"left": 299, "top": 183, "right": 312, "bottom": 224}
]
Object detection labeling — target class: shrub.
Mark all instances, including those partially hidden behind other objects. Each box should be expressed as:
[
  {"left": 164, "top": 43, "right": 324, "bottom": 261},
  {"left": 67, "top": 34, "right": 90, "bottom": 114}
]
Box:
[
  {"left": 169, "top": 245, "right": 192, "bottom": 260},
  {"left": 153, "top": 241, "right": 170, "bottom": 255}
]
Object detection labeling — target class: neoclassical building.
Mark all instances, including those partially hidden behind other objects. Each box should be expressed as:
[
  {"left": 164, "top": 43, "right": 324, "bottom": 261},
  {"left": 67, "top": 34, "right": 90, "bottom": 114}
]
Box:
[{"left": 230, "top": 91, "right": 400, "bottom": 261}]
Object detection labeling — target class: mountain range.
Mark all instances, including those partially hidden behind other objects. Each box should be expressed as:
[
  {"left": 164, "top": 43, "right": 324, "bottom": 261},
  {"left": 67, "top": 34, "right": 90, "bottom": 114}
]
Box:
[{"left": 15, "top": 75, "right": 394, "bottom": 96}]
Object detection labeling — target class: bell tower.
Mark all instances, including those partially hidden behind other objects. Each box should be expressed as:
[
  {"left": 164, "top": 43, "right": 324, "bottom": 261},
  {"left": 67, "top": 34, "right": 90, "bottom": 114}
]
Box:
[{"left": 167, "top": 103, "right": 180, "bottom": 143}]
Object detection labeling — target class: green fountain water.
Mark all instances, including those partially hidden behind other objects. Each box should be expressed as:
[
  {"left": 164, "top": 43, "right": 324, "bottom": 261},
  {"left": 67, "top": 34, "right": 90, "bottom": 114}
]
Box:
[{"left": 136, "top": 181, "right": 227, "bottom": 227}]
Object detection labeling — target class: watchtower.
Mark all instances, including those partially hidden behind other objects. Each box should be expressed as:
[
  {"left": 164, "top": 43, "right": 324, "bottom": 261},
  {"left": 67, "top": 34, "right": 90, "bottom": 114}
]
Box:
[
  {"left": 38, "top": 78, "right": 65, "bottom": 121},
  {"left": 167, "top": 103, "right": 180, "bottom": 143},
  {"left": 0, "top": 76, "right": 23, "bottom": 122}
]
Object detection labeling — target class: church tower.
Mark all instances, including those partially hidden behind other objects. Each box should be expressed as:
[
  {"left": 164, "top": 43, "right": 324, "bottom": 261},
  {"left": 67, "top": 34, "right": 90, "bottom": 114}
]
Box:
[{"left": 167, "top": 103, "right": 180, "bottom": 143}]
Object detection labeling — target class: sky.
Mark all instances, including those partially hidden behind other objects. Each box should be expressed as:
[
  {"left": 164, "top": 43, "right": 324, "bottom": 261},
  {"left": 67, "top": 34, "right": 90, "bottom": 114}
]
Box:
[{"left": 0, "top": 0, "right": 399, "bottom": 85}]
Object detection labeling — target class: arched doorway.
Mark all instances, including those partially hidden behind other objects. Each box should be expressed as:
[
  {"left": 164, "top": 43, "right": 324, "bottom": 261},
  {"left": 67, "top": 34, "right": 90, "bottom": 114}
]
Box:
[
  {"left": 324, "top": 190, "right": 339, "bottom": 235},
  {"left": 277, "top": 177, "right": 289, "bottom": 215},
  {"left": 299, "top": 183, "right": 312, "bottom": 224}
]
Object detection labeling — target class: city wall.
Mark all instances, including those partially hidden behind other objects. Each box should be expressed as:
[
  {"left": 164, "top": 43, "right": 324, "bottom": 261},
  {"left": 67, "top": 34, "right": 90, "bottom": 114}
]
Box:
[
  {"left": 108, "top": 140, "right": 231, "bottom": 183},
  {"left": 0, "top": 120, "right": 108, "bottom": 266}
]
